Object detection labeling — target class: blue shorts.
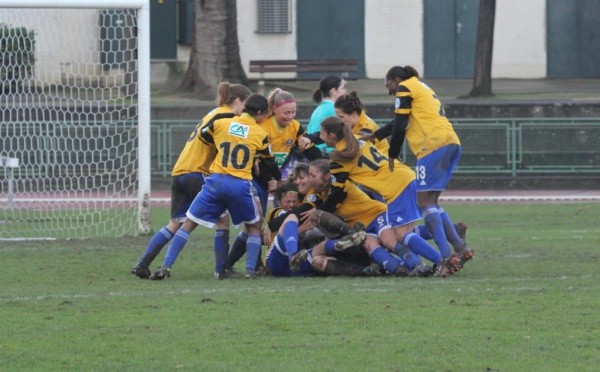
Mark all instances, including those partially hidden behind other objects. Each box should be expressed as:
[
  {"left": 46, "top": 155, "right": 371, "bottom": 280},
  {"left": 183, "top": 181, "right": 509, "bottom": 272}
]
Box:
[
  {"left": 365, "top": 211, "right": 392, "bottom": 238},
  {"left": 265, "top": 234, "right": 315, "bottom": 277},
  {"left": 415, "top": 144, "right": 461, "bottom": 191},
  {"left": 170, "top": 173, "right": 206, "bottom": 222},
  {"left": 387, "top": 181, "right": 421, "bottom": 227},
  {"left": 186, "top": 174, "right": 260, "bottom": 228}
]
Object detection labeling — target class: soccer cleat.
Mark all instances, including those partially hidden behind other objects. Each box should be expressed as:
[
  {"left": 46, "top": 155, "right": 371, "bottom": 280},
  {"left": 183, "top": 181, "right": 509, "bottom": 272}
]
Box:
[
  {"left": 409, "top": 264, "right": 434, "bottom": 278},
  {"left": 149, "top": 266, "right": 171, "bottom": 280},
  {"left": 214, "top": 271, "right": 229, "bottom": 280},
  {"left": 334, "top": 231, "right": 367, "bottom": 251},
  {"left": 289, "top": 249, "right": 309, "bottom": 272},
  {"left": 363, "top": 264, "right": 383, "bottom": 276},
  {"left": 130, "top": 263, "right": 151, "bottom": 279},
  {"left": 394, "top": 266, "right": 411, "bottom": 277},
  {"left": 352, "top": 221, "right": 366, "bottom": 233},
  {"left": 455, "top": 221, "right": 468, "bottom": 244},
  {"left": 245, "top": 273, "right": 258, "bottom": 280},
  {"left": 433, "top": 255, "right": 460, "bottom": 278},
  {"left": 456, "top": 247, "right": 474, "bottom": 268}
]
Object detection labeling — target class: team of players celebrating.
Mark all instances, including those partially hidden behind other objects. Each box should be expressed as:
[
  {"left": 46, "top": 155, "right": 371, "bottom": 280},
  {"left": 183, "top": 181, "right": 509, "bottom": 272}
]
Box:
[{"left": 130, "top": 65, "right": 474, "bottom": 280}]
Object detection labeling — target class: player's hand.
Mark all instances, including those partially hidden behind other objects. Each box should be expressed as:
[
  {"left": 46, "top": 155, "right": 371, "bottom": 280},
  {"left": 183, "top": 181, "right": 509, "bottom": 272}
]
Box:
[
  {"left": 297, "top": 136, "right": 311, "bottom": 151},
  {"left": 267, "top": 179, "right": 278, "bottom": 193},
  {"left": 261, "top": 226, "right": 272, "bottom": 246},
  {"left": 300, "top": 208, "right": 315, "bottom": 223},
  {"left": 388, "top": 159, "right": 395, "bottom": 172},
  {"left": 358, "top": 131, "right": 375, "bottom": 142}
]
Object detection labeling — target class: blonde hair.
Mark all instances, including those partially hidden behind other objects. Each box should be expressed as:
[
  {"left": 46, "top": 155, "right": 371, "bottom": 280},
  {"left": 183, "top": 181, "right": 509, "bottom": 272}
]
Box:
[{"left": 266, "top": 88, "right": 296, "bottom": 116}]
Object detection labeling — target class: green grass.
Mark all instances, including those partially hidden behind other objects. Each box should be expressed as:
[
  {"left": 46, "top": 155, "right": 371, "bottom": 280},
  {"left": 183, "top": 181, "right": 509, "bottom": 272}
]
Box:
[{"left": 1, "top": 203, "right": 599, "bottom": 370}]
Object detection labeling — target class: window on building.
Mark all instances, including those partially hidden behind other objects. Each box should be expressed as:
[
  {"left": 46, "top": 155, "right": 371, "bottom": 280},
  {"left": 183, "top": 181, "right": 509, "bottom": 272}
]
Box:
[{"left": 257, "top": 0, "right": 291, "bottom": 34}]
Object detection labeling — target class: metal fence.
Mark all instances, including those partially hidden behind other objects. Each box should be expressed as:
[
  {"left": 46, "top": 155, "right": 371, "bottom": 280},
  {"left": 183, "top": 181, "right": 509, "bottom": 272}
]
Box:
[
  {"left": 2, "top": 118, "right": 599, "bottom": 180},
  {"left": 151, "top": 118, "right": 600, "bottom": 177}
]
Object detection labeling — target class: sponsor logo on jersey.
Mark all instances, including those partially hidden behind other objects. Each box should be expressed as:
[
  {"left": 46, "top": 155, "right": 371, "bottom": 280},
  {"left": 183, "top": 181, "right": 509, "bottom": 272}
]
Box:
[
  {"left": 286, "top": 138, "right": 293, "bottom": 146},
  {"left": 228, "top": 122, "right": 250, "bottom": 138},
  {"left": 306, "top": 194, "right": 318, "bottom": 202},
  {"left": 358, "top": 140, "right": 366, "bottom": 148},
  {"left": 395, "top": 97, "right": 401, "bottom": 109},
  {"left": 331, "top": 175, "right": 337, "bottom": 183}
]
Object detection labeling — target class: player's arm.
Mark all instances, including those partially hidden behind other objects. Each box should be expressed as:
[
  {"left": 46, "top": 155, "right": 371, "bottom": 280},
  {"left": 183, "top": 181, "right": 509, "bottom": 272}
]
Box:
[
  {"left": 318, "top": 162, "right": 349, "bottom": 213},
  {"left": 387, "top": 86, "right": 412, "bottom": 160},
  {"left": 199, "top": 120, "right": 217, "bottom": 144},
  {"left": 197, "top": 113, "right": 234, "bottom": 145},
  {"left": 267, "top": 202, "right": 315, "bottom": 231},
  {"left": 295, "top": 125, "right": 325, "bottom": 160}
]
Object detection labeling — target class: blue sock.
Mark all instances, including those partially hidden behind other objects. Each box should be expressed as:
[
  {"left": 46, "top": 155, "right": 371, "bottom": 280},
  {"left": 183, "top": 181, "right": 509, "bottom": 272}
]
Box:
[
  {"left": 214, "top": 229, "right": 229, "bottom": 273},
  {"left": 413, "top": 224, "right": 433, "bottom": 240},
  {"left": 402, "top": 232, "right": 442, "bottom": 265},
  {"left": 226, "top": 231, "right": 248, "bottom": 269},
  {"left": 139, "top": 227, "right": 173, "bottom": 267},
  {"left": 369, "top": 246, "right": 401, "bottom": 274},
  {"left": 439, "top": 207, "right": 467, "bottom": 250},
  {"left": 163, "top": 228, "right": 191, "bottom": 267},
  {"left": 423, "top": 206, "right": 452, "bottom": 258},
  {"left": 283, "top": 220, "right": 299, "bottom": 258},
  {"left": 393, "top": 243, "right": 422, "bottom": 270},
  {"left": 245, "top": 234, "right": 262, "bottom": 275},
  {"left": 324, "top": 239, "right": 338, "bottom": 256}
]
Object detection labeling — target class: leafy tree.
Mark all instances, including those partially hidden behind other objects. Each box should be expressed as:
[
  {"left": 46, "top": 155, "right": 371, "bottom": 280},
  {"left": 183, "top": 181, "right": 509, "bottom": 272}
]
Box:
[
  {"left": 178, "top": 0, "right": 248, "bottom": 99},
  {"left": 468, "top": 0, "right": 496, "bottom": 97}
]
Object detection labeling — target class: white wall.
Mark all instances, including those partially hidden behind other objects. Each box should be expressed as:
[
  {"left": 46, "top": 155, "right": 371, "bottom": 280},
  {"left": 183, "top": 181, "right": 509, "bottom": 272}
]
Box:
[
  {"left": 237, "top": 0, "right": 298, "bottom": 80},
  {"left": 492, "top": 0, "right": 546, "bottom": 78},
  {"left": 365, "top": 0, "right": 424, "bottom": 79}
]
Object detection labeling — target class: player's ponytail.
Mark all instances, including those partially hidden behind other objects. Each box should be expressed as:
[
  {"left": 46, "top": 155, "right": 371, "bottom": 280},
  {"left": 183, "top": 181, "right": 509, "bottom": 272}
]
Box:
[{"left": 321, "top": 116, "right": 360, "bottom": 163}]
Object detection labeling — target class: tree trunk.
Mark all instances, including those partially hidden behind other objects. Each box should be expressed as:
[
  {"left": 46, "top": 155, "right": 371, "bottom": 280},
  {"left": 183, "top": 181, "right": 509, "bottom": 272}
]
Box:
[
  {"left": 468, "top": 0, "right": 496, "bottom": 97},
  {"left": 178, "top": 0, "right": 248, "bottom": 99}
]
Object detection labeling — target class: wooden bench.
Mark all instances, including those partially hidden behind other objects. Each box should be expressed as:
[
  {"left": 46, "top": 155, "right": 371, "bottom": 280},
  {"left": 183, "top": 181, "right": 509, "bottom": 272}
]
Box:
[{"left": 249, "top": 59, "right": 358, "bottom": 94}]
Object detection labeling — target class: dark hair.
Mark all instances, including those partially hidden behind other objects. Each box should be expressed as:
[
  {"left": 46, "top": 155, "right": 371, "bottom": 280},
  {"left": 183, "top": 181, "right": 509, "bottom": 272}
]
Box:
[
  {"left": 309, "top": 159, "right": 332, "bottom": 191},
  {"left": 243, "top": 94, "right": 268, "bottom": 117},
  {"left": 334, "top": 90, "right": 364, "bottom": 116},
  {"left": 385, "top": 66, "right": 420, "bottom": 82},
  {"left": 289, "top": 162, "right": 310, "bottom": 182},
  {"left": 216, "top": 82, "right": 252, "bottom": 106},
  {"left": 275, "top": 181, "right": 299, "bottom": 202},
  {"left": 312, "top": 75, "right": 343, "bottom": 103},
  {"left": 320, "top": 116, "right": 360, "bottom": 163}
]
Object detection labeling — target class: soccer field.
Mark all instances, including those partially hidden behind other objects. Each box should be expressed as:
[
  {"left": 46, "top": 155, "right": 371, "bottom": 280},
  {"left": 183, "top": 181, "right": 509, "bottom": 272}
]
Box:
[{"left": 1, "top": 203, "right": 599, "bottom": 370}]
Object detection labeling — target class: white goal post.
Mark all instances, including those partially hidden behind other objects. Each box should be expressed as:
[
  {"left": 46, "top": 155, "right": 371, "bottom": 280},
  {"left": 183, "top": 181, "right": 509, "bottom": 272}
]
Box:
[{"left": 0, "top": 0, "right": 150, "bottom": 239}]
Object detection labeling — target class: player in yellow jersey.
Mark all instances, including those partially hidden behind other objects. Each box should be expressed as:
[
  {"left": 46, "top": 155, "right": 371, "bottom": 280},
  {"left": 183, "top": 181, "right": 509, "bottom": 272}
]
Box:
[
  {"left": 226, "top": 89, "right": 324, "bottom": 273},
  {"left": 363, "top": 66, "right": 474, "bottom": 270},
  {"left": 150, "top": 94, "right": 280, "bottom": 280},
  {"left": 131, "top": 82, "right": 251, "bottom": 279},
  {"left": 320, "top": 117, "right": 459, "bottom": 277},
  {"left": 334, "top": 91, "right": 389, "bottom": 154},
  {"left": 306, "top": 159, "right": 413, "bottom": 277}
]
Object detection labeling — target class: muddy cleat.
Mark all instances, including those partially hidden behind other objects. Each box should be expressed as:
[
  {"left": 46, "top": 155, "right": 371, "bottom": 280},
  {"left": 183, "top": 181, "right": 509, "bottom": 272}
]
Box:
[
  {"left": 394, "top": 266, "right": 411, "bottom": 277},
  {"left": 433, "top": 255, "right": 460, "bottom": 278},
  {"left": 454, "top": 221, "right": 468, "bottom": 244},
  {"left": 352, "top": 221, "right": 366, "bottom": 233},
  {"left": 289, "top": 249, "right": 309, "bottom": 272},
  {"left": 363, "top": 263, "right": 383, "bottom": 276},
  {"left": 334, "top": 231, "right": 367, "bottom": 251},
  {"left": 130, "top": 263, "right": 151, "bottom": 279},
  {"left": 456, "top": 248, "right": 474, "bottom": 268},
  {"left": 149, "top": 266, "right": 171, "bottom": 280},
  {"left": 214, "top": 271, "right": 229, "bottom": 280},
  {"left": 409, "top": 264, "right": 434, "bottom": 278}
]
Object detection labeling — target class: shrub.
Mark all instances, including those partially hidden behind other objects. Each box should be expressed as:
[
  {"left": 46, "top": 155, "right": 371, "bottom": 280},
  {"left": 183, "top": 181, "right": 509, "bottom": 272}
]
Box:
[{"left": 0, "top": 24, "right": 35, "bottom": 93}]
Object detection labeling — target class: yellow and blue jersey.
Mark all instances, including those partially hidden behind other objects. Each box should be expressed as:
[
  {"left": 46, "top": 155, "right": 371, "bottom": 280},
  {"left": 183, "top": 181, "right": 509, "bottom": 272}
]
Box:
[
  {"left": 172, "top": 105, "right": 234, "bottom": 176},
  {"left": 394, "top": 77, "right": 460, "bottom": 158},
  {"left": 200, "top": 113, "right": 272, "bottom": 180}
]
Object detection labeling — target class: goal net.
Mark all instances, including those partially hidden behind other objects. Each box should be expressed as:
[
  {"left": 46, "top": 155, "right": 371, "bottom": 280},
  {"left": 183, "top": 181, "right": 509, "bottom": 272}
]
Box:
[{"left": 0, "top": 0, "right": 150, "bottom": 239}]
